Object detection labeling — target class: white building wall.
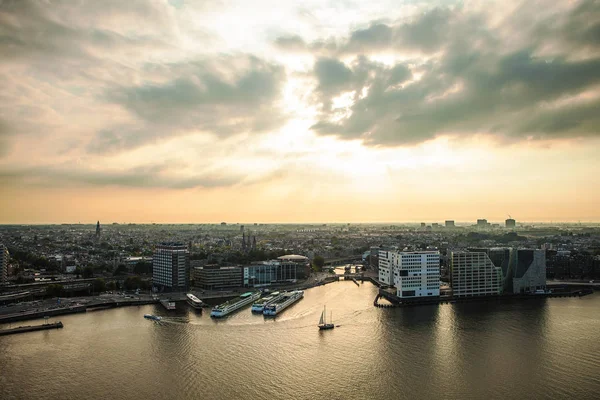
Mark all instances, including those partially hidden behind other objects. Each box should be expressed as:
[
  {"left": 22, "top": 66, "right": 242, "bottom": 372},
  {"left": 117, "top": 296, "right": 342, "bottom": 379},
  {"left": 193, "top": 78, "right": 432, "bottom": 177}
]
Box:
[{"left": 393, "top": 251, "right": 440, "bottom": 298}]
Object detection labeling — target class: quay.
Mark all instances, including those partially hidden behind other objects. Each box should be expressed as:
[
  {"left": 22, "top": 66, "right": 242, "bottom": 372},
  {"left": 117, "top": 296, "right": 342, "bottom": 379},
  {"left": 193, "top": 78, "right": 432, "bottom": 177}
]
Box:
[
  {"left": 374, "top": 288, "right": 595, "bottom": 308},
  {"left": 0, "top": 298, "right": 158, "bottom": 324},
  {"left": 0, "top": 321, "right": 63, "bottom": 336}
]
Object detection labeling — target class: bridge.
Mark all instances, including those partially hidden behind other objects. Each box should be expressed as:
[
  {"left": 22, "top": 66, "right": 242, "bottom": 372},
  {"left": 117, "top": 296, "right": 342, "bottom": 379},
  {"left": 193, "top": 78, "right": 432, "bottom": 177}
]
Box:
[{"left": 323, "top": 256, "right": 363, "bottom": 266}]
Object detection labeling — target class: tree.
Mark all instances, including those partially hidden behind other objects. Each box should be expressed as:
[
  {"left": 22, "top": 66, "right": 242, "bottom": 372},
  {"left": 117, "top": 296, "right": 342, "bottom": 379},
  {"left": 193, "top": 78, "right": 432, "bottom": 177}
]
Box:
[
  {"left": 106, "top": 281, "right": 117, "bottom": 291},
  {"left": 83, "top": 266, "right": 94, "bottom": 279},
  {"left": 92, "top": 278, "right": 106, "bottom": 293},
  {"left": 46, "top": 284, "right": 64, "bottom": 297},
  {"left": 312, "top": 255, "right": 325, "bottom": 272},
  {"left": 113, "top": 264, "right": 128, "bottom": 276},
  {"left": 74, "top": 266, "right": 82, "bottom": 278},
  {"left": 124, "top": 276, "right": 143, "bottom": 290}
]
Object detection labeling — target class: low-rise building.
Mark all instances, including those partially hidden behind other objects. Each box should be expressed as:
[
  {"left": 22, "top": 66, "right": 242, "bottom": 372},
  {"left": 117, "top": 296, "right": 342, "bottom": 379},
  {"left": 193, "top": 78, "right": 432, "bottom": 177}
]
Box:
[{"left": 194, "top": 265, "right": 243, "bottom": 290}]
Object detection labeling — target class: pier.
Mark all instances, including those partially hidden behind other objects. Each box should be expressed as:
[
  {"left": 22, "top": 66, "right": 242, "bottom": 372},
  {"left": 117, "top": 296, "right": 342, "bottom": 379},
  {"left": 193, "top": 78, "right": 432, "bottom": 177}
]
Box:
[{"left": 0, "top": 321, "right": 64, "bottom": 336}]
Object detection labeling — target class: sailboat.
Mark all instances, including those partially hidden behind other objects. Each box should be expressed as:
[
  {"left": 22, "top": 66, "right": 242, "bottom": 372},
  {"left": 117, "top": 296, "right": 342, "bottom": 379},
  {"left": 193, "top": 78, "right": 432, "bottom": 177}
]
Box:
[{"left": 318, "top": 305, "right": 335, "bottom": 330}]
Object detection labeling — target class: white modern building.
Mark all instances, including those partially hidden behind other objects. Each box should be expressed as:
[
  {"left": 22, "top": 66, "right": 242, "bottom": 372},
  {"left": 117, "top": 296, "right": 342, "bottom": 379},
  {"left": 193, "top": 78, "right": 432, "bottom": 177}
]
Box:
[
  {"left": 450, "top": 251, "right": 503, "bottom": 297},
  {"left": 152, "top": 243, "right": 189, "bottom": 291},
  {"left": 379, "top": 250, "right": 441, "bottom": 299},
  {"left": 0, "top": 244, "right": 8, "bottom": 284}
]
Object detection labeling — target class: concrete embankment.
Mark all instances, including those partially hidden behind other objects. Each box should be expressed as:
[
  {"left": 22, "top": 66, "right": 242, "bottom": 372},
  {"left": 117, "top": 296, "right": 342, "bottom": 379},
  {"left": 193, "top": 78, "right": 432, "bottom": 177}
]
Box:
[
  {"left": 375, "top": 288, "right": 595, "bottom": 308},
  {"left": 0, "top": 321, "right": 63, "bottom": 336},
  {"left": 0, "top": 299, "right": 158, "bottom": 324}
]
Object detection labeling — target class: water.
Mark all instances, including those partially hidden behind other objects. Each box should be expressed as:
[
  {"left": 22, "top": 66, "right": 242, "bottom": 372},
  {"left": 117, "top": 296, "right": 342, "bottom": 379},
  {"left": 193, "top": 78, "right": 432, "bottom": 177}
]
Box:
[{"left": 1, "top": 282, "right": 599, "bottom": 400}]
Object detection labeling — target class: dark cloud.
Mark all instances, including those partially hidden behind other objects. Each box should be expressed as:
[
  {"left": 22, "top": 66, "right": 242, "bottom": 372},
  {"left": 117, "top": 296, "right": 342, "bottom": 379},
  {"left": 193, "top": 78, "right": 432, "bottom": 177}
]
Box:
[
  {"left": 89, "top": 56, "right": 287, "bottom": 154},
  {"left": 0, "top": 163, "right": 245, "bottom": 189},
  {"left": 314, "top": 58, "right": 354, "bottom": 92},
  {"left": 274, "top": 35, "right": 307, "bottom": 51},
  {"left": 0, "top": 0, "right": 173, "bottom": 66},
  {"left": 309, "top": 1, "right": 600, "bottom": 146}
]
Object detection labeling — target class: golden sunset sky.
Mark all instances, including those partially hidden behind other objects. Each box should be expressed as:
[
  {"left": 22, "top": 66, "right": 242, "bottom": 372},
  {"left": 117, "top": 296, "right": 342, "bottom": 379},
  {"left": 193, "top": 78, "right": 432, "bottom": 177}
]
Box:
[{"left": 0, "top": 0, "right": 599, "bottom": 223}]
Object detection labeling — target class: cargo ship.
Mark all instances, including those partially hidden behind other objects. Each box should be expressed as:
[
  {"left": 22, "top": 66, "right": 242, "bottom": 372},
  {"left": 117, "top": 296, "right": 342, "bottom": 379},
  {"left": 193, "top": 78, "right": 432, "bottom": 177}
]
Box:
[
  {"left": 263, "top": 290, "right": 304, "bottom": 316},
  {"left": 186, "top": 293, "right": 204, "bottom": 309},
  {"left": 250, "top": 292, "right": 280, "bottom": 313},
  {"left": 210, "top": 291, "right": 261, "bottom": 318}
]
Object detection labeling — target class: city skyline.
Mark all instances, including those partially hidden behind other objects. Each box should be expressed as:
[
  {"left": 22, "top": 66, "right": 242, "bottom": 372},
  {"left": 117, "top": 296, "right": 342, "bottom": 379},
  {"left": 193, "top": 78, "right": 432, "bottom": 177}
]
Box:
[{"left": 1, "top": 0, "right": 599, "bottom": 224}]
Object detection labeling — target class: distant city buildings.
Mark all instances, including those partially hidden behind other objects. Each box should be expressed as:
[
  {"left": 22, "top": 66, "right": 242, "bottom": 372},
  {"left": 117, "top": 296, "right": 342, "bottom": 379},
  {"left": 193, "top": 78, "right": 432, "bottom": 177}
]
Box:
[
  {"left": 450, "top": 251, "right": 503, "bottom": 297},
  {"left": 477, "top": 219, "right": 489, "bottom": 228},
  {"left": 379, "top": 250, "right": 440, "bottom": 299},
  {"left": 445, "top": 220, "right": 455, "bottom": 228},
  {"left": 95, "top": 221, "right": 101, "bottom": 237},
  {"left": 152, "top": 243, "right": 190, "bottom": 291},
  {"left": 0, "top": 244, "right": 8, "bottom": 284},
  {"left": 506, "top": 218, "right": 516, "bottom": 229}
]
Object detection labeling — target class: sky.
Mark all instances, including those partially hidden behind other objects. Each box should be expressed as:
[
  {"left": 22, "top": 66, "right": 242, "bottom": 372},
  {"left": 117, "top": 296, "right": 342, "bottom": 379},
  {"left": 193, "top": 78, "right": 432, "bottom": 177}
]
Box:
[{"left": 0, "top": 0, "right": 599, "bottom": 224}]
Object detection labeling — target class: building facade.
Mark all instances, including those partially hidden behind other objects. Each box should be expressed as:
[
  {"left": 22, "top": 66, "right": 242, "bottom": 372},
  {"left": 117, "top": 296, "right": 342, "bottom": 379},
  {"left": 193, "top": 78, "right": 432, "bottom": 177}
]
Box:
[
  {"left": 0, "top": 244, "right": 8, "bottom": 284},
  {"left": 445, "top": 220, "right": 455, "bottom": 228},
  {"left": 194, "top": 265, "right": 243, "bottom": 289},
  {"left": 379, "top": 250, "right": 440, "bottom": 299},
  {"left": 450, "top": 251, "right": 502, "bottom": 297},
  {"left": 152, "top": 243, "right": 189, "bottom": 291},
  {"left": 505, "top": 218, "right": 516, "bottom": 228},
  {"left": 513, "top": 250, "right": 546, "bottom": 293}
]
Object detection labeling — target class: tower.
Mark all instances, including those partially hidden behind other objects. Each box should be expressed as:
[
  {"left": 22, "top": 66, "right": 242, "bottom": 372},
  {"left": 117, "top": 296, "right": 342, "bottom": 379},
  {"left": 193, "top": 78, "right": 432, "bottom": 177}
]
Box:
[{"left": 95, "top": 221, "right": 101, "bottom": 237}]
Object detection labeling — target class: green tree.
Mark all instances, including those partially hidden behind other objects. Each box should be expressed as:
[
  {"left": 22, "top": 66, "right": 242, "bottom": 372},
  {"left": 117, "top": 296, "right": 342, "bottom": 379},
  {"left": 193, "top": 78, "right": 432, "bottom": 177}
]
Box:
[
  {"left": 106, "top": 281, "right": 117, "bottom": 291},
  {"left": 124, "top": 276, "right": 143, "bottom": 290},
  {"left": 92, "top": 278, "right": 106, "bottom": 293},
  {"left": 312, "top": 255, "right": 325, "bottom": 272},
  {"left": 46, "top": 284, "right": 64, "bottom": 297},
  {"left": 113, "top": 264, "right": 128, "bottom": 276},
  {"left": 83, "top": 266, "right": 94, "bottom": 278}
]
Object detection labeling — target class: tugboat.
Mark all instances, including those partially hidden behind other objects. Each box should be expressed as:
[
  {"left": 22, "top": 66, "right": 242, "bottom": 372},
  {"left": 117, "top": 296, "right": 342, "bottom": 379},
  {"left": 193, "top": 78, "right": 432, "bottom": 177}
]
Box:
[{"left": 318, "top": 306, "right": 335, "bottom": 330}]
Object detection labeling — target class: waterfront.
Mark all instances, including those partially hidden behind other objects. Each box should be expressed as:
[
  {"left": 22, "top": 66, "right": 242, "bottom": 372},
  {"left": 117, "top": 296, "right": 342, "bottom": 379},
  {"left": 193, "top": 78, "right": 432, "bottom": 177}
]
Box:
[{"left": 1, "top": 282, "right": 599, "bottom": 400}]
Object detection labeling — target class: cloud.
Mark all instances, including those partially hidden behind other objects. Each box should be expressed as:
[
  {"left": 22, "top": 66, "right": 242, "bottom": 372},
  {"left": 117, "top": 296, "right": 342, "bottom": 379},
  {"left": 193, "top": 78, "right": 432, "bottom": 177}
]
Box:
[
  {"left": 308, "top": 1, "right": 600, "bottom": 146},
  {"left": 88, "top": 55, "right": 287, "bottom": 154},
  {"left": 0, "top": 162, "right": 247, "bottom": 190},
  {"left": 274, "top": 35, "right": 307, "bottom": 51}
]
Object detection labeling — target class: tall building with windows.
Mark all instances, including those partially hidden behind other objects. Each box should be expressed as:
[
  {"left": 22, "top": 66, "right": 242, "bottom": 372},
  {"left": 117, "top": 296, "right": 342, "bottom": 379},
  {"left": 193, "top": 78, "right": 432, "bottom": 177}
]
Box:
[
  {"left": 450, "top": 251, "right": 502, "bottom": 297},
  {"left": 152, "top": 243, "right": 189, "bottom": 291},
  {"left": 379, "top": 250, "right": 440, "bottom": 299},
  {"left": 0, "top": 244, "right": 9, "bottom": 284},
  {"left": 505, "top": 218, "right": 516, "bottom": 229}
]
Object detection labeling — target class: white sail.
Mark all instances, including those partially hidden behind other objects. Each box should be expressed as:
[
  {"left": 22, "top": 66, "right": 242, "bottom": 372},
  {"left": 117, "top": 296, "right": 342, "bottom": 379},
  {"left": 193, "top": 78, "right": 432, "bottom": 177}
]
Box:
[{"left": 319, "top": 310, "right": 324, "bottom": 325}]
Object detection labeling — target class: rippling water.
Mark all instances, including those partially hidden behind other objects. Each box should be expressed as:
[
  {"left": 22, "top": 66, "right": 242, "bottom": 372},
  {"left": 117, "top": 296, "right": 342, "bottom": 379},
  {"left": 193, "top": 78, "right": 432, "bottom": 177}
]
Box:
[{"left": 1, "top": 282, "right": 599, "bottom": 399}]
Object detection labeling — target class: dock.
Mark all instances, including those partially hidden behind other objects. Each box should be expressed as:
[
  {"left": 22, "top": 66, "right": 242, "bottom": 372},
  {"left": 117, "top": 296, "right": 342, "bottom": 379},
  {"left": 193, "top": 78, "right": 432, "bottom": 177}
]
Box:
[{"left": 0, "top": 321, "right": 64, "bottom": 336}]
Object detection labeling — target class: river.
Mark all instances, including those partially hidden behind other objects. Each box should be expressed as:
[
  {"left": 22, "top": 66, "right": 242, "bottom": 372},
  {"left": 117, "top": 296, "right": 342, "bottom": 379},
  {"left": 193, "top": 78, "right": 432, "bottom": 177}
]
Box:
[{"left": 1, "top": 281, "right": 599, "bottom": 399}]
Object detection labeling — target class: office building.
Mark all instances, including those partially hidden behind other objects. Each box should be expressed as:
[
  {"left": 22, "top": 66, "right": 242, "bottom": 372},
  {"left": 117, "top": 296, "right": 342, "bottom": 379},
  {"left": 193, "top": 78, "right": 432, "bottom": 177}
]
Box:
[
  {"left": 513, "top": 249, "right": 546, "bottom": 293},
  {"left": 379, "top": 250, "right": 440, "bottom": 299},
  {"left": 243, "top": 257, "right": 307, "bottom": 287},
  {"left": 450, "top": 251, "right": 502, "bottom": 297},
  {"left": 445, "top": 220, "right": 455, "bottom": 228},
  {"left": 194, "top": 265, "right": 243, "bottom": 289},
  {"left": 477, "top": 219, "right": 488, "bottom": 228},
  {"left": 152, "top": 243, "right": 189, "bottom": 291},
  {"left": 505, "top": 218, "right": 516, "bottom": 229},
  {"left": 0, "top": 244, "right": 8, "bottom": 284}
]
